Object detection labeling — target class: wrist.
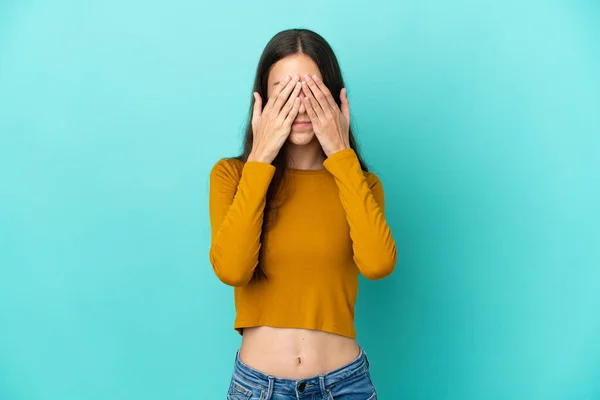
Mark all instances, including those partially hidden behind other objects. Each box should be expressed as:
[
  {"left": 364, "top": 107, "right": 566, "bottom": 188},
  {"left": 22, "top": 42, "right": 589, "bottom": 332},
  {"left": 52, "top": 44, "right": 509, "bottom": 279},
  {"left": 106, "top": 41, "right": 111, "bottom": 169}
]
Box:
[
  {"left": 247, "top": 152, "right": 272, "bottom": 164},
  {"left": 325, "top": 145, "right": 350, "bottom": 158}
]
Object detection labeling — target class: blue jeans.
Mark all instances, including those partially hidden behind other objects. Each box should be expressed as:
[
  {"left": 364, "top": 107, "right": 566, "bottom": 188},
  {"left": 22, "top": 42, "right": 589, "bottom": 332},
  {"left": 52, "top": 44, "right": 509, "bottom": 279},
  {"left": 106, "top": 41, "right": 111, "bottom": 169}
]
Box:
[{"left": 227, "top": 348, "right": 378, "bottom": 400}]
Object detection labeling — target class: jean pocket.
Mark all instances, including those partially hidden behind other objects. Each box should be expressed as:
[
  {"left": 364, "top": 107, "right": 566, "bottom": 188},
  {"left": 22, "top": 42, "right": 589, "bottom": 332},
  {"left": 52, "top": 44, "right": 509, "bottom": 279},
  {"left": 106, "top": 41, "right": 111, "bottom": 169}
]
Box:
[
  {"left": 327, "top": 371, "right": 377, "bottom": 399},
  {"left": 226, "top": 380, "right": 253, "bottom": 400}
]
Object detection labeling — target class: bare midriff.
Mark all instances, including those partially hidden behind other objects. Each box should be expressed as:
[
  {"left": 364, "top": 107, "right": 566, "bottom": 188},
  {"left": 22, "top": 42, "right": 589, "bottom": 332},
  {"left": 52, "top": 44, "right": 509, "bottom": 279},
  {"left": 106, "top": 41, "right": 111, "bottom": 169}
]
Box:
[{"left": 239, "top": 326, "right": 360, "bottom": 379}]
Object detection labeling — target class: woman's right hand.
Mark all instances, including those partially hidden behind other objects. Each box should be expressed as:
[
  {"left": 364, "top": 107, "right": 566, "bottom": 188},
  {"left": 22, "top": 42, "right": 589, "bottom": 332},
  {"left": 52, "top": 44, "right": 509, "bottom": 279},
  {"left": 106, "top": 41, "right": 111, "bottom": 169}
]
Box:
[{"left": 248, "top": 75, "right": 302, "bottom": 164}]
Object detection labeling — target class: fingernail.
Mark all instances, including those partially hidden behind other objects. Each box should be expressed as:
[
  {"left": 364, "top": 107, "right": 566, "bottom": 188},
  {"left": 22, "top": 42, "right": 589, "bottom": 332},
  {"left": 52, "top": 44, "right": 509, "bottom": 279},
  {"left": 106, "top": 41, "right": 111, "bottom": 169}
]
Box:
[
  {"left": 313, "top": 75, "right": 319, "bottom": 81},
  {"left": 293, "top": 75, "right": 299, "bottom": 81},
  {"left": 295, "top": 82, "right": 301, "bottom": 88},
  {"left": 284, "top": 76, "right": 291, "bottom": 82},
  {"left": 304, "top": 74, "right": 311, "bottom": 81}
]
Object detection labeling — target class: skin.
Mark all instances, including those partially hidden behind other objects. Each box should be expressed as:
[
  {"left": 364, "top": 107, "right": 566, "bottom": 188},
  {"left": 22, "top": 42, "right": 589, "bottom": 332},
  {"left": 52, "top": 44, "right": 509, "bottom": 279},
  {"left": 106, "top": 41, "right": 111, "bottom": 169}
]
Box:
[
  {"left": 240, "top": 53, "right": 360, "bottom": 379},
  {"left": 248, "top": 53, "right": 351, "bottom": 169}
]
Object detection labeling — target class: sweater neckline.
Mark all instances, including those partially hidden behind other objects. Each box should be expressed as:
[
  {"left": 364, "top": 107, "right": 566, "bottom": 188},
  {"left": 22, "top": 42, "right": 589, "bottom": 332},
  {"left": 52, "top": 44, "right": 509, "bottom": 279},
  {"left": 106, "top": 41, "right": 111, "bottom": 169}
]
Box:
[{"left": 286, "top": 167, "right": 328, "bottom": 175}]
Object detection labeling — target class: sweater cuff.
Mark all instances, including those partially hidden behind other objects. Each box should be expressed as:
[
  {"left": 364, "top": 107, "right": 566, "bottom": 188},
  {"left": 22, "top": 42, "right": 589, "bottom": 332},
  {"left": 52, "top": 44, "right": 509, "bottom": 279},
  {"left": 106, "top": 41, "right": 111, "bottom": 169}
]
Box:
[
  {"left": 241, "top": 161, "right": 276, "bottom": 186},
  {"left": 323, "top": 148, "right": 361, "bottom": 172}
]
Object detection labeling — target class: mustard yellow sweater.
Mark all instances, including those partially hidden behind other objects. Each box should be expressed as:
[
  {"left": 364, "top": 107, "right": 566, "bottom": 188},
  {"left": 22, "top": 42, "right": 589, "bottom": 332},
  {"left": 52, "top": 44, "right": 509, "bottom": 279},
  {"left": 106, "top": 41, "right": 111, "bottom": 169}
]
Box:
[{"left": 209, "top": 148, "right": 397, "bottom": 338}]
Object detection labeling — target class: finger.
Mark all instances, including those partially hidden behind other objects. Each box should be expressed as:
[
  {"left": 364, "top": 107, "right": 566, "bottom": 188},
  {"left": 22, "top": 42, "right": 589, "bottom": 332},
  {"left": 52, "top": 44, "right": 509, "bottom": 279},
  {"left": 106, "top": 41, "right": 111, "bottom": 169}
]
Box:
[
  {"left": 312, "top": 75, "right": 338, "bottom": 111},
  {"left": 303, "top": 97, "right": 319, "bottom": 125},
  {"left": 279, "top": 81, "right": 302, "bottom": 119},
  {"left": 304, "top": 75, "right": 332, "bottom": 117},
  {"left": 302, "top": 81, "right": 326, "bottom": 121},
  {"left": 272, "top": 75, "right": 300, "bottom": 113},
  {"left": 340, "top": 88, "right": 350, "bottom": 122},
  {"left": 263, "top": 75, "right": 291, "bottom": 111},
  {"left": 252, "top": 92, "right": 262, "bottom": 120},
  {"left": 283, "top": 97, "right": 302, "bottom": 127}
]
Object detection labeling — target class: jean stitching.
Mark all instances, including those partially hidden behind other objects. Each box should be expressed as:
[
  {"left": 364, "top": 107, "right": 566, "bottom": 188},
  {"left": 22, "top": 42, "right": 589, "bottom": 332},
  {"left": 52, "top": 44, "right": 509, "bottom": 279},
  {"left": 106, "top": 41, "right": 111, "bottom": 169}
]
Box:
[
  {"left": 230, "top": 375, "right": 261, "bottom": 397},
  {"left": 234, "top": 372, "right": 267, "bottom": 390},
  {"left": 326, "top": 366, "right": 369, "bottom": 390}
]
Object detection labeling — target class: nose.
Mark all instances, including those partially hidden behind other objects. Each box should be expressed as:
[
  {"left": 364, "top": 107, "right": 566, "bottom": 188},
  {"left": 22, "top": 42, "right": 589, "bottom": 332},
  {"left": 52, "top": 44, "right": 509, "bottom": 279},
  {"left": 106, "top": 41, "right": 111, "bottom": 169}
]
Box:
[{"left": 298, "top": 91, "right": 306, "bottom": 114}]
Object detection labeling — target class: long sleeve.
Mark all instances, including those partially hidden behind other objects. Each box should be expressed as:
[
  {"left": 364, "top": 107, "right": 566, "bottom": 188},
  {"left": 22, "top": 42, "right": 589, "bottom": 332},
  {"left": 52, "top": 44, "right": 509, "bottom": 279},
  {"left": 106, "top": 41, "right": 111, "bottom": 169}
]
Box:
[
  {"left": 208, "top": 158, "right": 275, "bottom": 286},
  {"left": 323, "top": 148, "right": 397, "bottom": 279}
]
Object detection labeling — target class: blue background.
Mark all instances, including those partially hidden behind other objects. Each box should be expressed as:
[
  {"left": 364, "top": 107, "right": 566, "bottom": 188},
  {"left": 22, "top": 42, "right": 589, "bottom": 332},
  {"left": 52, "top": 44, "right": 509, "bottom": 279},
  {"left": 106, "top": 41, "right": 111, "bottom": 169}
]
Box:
[{"left": 1, "top": 0, "right": 599, "bottom": 399}]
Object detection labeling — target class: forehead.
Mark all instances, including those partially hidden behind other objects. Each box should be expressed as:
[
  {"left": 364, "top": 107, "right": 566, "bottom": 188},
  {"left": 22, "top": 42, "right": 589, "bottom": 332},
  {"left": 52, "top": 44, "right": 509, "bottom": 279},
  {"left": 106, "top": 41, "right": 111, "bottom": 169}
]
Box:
[{"left": 268, "top": 54, "right": 321, "bottom": 84}]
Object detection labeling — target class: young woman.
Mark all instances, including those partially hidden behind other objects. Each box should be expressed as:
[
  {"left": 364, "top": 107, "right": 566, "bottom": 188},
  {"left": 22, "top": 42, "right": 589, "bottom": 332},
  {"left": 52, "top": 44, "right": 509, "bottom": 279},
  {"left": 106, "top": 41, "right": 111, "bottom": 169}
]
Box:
[{"left": 209, "top": 28, "right": 397, "bottom": 400}]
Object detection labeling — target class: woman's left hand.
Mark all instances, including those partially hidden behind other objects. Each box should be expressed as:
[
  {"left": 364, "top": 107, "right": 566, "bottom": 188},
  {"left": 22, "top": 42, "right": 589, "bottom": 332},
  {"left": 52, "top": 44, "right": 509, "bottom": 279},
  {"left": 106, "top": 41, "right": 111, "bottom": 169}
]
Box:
[{"left": 301, "top": 75, "right": 350, "bottom": 157}]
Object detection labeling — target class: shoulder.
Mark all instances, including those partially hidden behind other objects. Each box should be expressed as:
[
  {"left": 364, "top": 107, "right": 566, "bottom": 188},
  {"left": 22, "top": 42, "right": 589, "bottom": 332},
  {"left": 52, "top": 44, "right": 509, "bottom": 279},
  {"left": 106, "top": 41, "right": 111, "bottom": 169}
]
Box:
[{"left": 210, "top": 157, "right": 245, "bottom": 184}]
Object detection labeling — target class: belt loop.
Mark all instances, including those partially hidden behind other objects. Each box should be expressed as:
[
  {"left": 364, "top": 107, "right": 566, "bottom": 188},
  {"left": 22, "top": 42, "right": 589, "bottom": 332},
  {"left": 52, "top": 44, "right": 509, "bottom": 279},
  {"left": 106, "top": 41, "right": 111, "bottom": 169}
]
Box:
[
  {"left": 263, "top": 376, "right": 274, "bottom": 400},
  {"left": 359, "top": 346, "right": 369, "bottom": 369},
  {"left": 319, "top": 375, "right": 328, "bottom": 398}
]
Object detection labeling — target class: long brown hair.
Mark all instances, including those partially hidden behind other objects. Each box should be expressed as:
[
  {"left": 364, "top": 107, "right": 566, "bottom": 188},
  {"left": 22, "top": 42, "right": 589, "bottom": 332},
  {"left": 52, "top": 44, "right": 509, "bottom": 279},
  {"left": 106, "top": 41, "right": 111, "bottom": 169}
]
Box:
[{"left": 235, "top": 28, "right": 369, "bottom": 280}]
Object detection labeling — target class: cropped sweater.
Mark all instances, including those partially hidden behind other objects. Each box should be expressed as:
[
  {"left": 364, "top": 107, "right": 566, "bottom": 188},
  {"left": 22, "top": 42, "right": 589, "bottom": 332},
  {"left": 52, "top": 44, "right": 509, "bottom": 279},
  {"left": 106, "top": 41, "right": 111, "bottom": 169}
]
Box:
[{"left": 208, "top": 148, "right": 397, "bottom": 338}]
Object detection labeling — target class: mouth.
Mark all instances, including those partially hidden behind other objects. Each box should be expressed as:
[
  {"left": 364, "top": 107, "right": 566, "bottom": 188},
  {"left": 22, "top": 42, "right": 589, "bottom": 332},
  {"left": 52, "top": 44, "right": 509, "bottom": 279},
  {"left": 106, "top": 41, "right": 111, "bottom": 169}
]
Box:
[{"left": 292, "top": 121, "right": 312, "bottom": 126}]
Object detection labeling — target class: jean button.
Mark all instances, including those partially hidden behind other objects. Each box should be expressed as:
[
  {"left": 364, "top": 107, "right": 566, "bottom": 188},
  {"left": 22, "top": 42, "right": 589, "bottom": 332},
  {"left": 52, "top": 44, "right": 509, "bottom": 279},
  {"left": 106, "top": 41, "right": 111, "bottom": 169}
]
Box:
[{"left": 297, "top": 382, "right": 306, "bottom": 392}]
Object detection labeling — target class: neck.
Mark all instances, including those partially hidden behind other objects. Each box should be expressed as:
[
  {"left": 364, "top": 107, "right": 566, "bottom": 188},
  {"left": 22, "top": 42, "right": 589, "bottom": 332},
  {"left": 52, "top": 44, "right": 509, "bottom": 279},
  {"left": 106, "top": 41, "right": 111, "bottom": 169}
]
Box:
[{"left": 284, "top": 138, "right": 326, "bottom": 170}]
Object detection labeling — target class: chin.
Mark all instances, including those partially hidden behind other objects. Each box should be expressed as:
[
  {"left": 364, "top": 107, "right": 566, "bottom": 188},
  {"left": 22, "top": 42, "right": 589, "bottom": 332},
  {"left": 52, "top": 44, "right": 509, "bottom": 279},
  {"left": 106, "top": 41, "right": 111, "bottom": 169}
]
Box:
[{"left": 287, "top": 130, "right": 315, "bottom": 145}]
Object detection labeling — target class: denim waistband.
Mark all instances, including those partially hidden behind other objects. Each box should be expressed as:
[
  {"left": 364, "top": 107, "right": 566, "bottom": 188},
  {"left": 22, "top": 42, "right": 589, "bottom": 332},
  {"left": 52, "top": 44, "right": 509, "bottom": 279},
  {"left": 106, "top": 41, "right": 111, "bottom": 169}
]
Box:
[{"left": 232, "top": 347, "right": 370, "bottom": 396}]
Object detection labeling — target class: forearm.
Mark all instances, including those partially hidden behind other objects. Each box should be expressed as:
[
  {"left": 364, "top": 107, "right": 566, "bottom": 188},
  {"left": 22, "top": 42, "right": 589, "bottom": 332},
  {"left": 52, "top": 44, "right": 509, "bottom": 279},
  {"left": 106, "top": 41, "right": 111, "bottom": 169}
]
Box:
[
  {"left": 209, "top": 161, "right": 275, "bottom": 286},
  {"left": 323, "top": 149, "right": 397, "bottom": 279}
]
